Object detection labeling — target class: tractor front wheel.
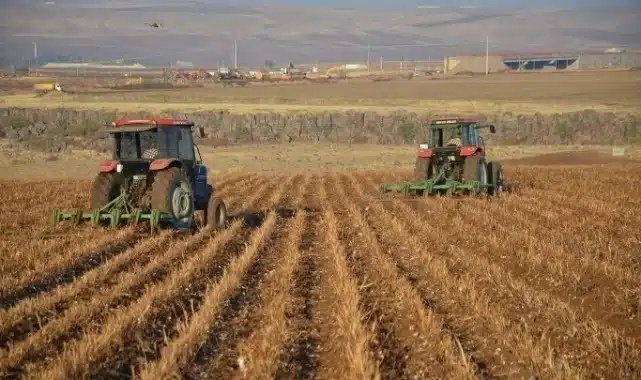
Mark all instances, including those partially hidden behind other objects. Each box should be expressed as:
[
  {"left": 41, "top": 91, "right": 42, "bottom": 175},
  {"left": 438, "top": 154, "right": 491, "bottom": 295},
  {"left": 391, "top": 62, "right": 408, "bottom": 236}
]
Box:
[
  {"left": 151, "top": 167, "right": 195, "bottom": 231},
  {"left": 205, "top": 196, "right": 227, "bottom": 230}
]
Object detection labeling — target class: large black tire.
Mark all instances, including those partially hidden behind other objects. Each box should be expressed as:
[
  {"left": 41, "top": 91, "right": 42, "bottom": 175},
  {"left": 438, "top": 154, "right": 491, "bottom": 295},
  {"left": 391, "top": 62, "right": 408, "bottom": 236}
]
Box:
[
  {"left": 414, "top": 157, "right": 438, "bottom": 181},
  {"left": 487, "top": 161, "right": 505, "bottom": 196},
  {"left": 413, "top": 157, "right": 429, "bottom": 181},
  {"left": 90, "top": 172, "right": 126, "bottom": 209},
  {"left": 151, "top": 167, "right": 194, "bottom": 231},
  {"left": 205, "top": 196, "right": 227, "bottom": 230},
  {"left": 462, "top": 154, "right": 489, "bottom": 195}
]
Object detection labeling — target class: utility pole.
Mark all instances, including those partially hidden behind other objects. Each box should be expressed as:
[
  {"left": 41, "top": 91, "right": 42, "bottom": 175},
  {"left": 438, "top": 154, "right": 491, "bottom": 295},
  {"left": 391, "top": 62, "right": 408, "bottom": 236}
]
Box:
[
  {"left": 485, "top": 35, "right": 489, "bottom": 75},
  {"left": 33, "top": 42, "right": 38, "bottom": 67},
  {"left": 234, "top": 40, "right": 238, "bottom": 69},
  {"left": 367, "top": 44, "right": 371, "bottom": 72}
]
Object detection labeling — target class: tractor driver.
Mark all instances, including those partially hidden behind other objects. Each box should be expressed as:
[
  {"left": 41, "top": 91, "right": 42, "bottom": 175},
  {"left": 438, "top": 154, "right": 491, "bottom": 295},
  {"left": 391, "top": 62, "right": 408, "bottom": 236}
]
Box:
[{"left": 446, "top": 128, "right": 463, "bottom": 147}]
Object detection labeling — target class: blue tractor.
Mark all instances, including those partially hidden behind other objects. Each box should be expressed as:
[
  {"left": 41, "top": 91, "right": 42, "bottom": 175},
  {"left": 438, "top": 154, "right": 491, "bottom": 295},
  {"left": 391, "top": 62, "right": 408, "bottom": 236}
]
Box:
[{"left": 51, "top": 117, "right": 227, "bottom": 232}]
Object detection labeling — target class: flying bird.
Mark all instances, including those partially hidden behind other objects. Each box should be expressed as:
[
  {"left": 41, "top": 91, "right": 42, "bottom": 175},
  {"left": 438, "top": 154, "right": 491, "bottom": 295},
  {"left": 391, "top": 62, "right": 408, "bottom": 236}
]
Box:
[{"left": 145, "top": 22, "right": 163, "bottom": 28}]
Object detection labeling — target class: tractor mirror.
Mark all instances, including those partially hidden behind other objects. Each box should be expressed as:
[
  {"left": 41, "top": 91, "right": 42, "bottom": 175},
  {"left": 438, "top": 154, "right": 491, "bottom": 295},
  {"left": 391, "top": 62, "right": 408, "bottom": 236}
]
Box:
[
  {"left": 489, "top": 125, "right": 496, "bottom": 134},
  {"left": 197, "top": 126, "right": 207, "bottom": 139}
]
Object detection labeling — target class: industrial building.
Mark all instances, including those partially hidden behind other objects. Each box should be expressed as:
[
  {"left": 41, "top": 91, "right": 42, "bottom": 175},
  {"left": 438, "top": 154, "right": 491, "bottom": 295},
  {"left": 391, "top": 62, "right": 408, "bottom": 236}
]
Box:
[
  {"left": 503, "top": 51, "right": 641, "bottom": 71},
  {"left": 33, "top": 62, "right": 156, "bottom": 76},
  {"left": 443, "top": 54, "right": 506, "bottom": 74}
]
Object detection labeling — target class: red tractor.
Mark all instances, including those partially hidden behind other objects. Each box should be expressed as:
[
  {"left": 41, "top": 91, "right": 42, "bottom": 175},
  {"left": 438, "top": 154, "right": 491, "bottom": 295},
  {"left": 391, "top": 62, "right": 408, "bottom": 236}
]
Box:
[
  {"left": 52, "top": 117, "right": 227, "bottom": 232},
  {"left": 380, "top": 117, "right": 505, "bottom": 196}
]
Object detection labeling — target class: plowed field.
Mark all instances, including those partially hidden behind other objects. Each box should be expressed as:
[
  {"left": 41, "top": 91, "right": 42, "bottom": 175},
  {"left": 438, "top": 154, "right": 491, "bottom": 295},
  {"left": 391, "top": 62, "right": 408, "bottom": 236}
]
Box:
[{"left": 1, "top": 157, "right": 640, "bottom": 380}]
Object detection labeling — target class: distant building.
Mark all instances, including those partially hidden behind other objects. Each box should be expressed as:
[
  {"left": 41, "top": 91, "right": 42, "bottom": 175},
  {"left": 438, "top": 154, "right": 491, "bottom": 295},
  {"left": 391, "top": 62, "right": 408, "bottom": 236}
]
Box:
[
  {"left": 503, "top": 51, "right": 641, "bottom": 71},
  {"left": 443, "top": 55, "right": 506, "bottom": 74},
  {"left": 173, "top": 61, "right": 195, "bottom": 68}
]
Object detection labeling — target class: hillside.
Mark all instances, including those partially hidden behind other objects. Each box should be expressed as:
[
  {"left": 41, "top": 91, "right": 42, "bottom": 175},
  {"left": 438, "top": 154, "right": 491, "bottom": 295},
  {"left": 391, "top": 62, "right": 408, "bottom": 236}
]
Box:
[{"left": 1, "top": 3, "right": 640, "bottom": 67}]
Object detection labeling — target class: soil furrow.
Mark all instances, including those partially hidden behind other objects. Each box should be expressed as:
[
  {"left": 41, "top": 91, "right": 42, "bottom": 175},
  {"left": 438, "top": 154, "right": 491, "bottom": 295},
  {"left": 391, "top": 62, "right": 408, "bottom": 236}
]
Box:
[
  {"left": 373, "top": 174, "right": 641, "bottom": 333},
  {"left": 0, "top": 228, "right": 142, "bottom": 309},
  {"left": 0, "top": 230, "right": 174, "bottom": 347},
  {"left": 135, "top": 174, "right": 297, "bottom": 379},
  {"left": 16, "top": 175, "right": 284, "bottom": 380},
  {"left": 0, "top": 175, "right": 260, "bottom": 349},
  {"left": 364, "top": 172, "right": 641, "bottom": 343},
  {"left": 274, "top": 174, "right": 322, "bottom": 380},
  {"left": 173, "top": 174, "right": 310, "bottom": 380},
  {"left": 313, "top": 171, "right": 381, "bottom": 380},
  {"left": 348, "top": 173, "right": 556, "bottom": 378},
  {"left": 332, "top": 171, "right": 477, "bottom": 380},
  {"left": 355, "top": 173, "right": 640, "bottom": 379}
]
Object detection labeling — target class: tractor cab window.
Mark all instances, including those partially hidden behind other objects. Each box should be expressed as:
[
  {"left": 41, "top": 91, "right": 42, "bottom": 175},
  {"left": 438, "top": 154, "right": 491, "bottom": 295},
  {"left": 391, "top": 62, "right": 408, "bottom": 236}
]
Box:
[
  {"left": 443, "top": 126, "right": 464, "bottom": 147},
  {"left": 158, "top": 127, "right": 194, "bottom": 161},
  {"left": 115, "top": 130, "right": 160, "bottom": 160},
  {"left": 116, "top": 132, "right": 137, "bottom": 159},
  {"left": 429, "top": 127, "right": 443, "bottom": 147},
  {"left": 178, "top": 127, "right": 195, "bottom": 160},
  {"left": 465, "top": 124, "right": 478, "bottom": 146}
]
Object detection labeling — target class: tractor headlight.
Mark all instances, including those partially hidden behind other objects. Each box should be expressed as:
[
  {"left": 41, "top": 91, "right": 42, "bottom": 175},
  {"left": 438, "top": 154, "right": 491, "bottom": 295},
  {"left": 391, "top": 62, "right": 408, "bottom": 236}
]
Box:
[
  {"left": 419, "top": 144, "right": 429, "bottom": 149},
  {"left": 116, "top": 163, "right": 123, "bottom": 173}
]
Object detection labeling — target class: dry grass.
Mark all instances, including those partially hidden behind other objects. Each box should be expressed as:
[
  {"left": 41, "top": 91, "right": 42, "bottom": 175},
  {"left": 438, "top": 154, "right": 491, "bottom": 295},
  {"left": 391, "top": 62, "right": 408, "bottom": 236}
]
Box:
[
  {"left": 2, "top": 142, "right": 641, "bottom": 181},
  {"left": 2, "top": 71, "right": 640, "bottom": 115},
  {"left": 0, "top": 150, "right": 640, "bottom": 379}
]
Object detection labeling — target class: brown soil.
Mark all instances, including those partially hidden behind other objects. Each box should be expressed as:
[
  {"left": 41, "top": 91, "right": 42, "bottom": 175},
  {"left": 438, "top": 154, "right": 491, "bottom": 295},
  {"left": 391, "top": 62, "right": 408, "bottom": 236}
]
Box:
[
  {"left": 504, "top": 150, "right": 639, "bottom": 166},
  {"left": 1, "top": 162, "right": 640, "bottom": 380}
]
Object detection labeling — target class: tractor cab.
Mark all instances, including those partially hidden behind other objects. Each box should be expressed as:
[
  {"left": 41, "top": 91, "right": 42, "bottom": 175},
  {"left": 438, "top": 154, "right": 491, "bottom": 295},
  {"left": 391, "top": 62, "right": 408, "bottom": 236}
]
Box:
[
  {"left": 104, "top": 118, "right": 205, "bottom": 168},
  {"left": 52, "top": 117, "right": 227, "bottom": 233},
  {"left": 420, "top": 118, "right": 495, "bottom": 156},
  {"left": 377, "top": 117, "right": 504, "bottom": 197}
]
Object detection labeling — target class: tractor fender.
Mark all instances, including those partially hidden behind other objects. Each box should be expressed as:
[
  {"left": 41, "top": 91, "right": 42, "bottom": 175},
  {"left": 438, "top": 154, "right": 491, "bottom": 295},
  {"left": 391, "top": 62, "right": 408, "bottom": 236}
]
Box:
[
  {"left": 150, "top": 158, "right": 182, "bottom": 171},
  {"left": 98, "top": 160, "right": 118, "bottom": 173},
  {"left": 460, "top": 146, "right": 480, "bottom": 157},
  {"left": 417, "top": 148, "right": 433, "bottom": 158}
]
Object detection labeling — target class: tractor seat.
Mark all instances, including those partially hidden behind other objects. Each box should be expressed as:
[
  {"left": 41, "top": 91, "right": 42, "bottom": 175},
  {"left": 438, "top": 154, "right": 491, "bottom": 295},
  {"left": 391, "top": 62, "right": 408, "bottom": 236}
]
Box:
[
  {"left": 446, "top": 137, "right": 462, "bottom": 147},
  {"left": 142, "top": 148, "right": 160, "bottom": 160}
]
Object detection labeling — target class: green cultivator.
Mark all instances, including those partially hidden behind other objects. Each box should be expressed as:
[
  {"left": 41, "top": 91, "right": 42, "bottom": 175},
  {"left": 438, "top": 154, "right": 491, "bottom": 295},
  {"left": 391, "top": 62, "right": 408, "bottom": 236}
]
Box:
[
  {"left": 379, "top": 170, "right": 490, "bottom": 197},
  {"left": 51, "top": 117, "right": 228, "bottom": 233},
  {"left": 51, "top": 192, "right": 166, "bottom": 230},
  {"left": 380, "top": 117, "right": 505, "bottom": 197}
]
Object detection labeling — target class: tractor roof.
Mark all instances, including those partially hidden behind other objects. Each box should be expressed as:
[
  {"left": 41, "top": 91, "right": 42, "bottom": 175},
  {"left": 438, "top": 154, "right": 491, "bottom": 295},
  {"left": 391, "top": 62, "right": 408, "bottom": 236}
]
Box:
[
  {"left": 429, "top": 117, "right": 479, "bottom": 126},
  {"left": 105, "top": 117, "right": 195, "bottom": 133},
  {"left": 113, "top": 118, "right": 194, "bottom": 127}
]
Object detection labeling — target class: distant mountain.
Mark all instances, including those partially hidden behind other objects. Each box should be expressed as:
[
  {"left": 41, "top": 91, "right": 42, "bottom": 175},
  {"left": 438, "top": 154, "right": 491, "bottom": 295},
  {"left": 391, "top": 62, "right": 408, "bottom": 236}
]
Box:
[{"left": 1, "top": 2, "right": 639, "bottom": 68}]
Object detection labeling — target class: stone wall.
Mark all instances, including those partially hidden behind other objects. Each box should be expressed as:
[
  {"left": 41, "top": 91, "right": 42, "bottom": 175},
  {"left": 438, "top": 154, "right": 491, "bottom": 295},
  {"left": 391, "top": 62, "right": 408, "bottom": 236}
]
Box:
[{"left": 1, "top": 107, "right": 640, "bottom": 153}]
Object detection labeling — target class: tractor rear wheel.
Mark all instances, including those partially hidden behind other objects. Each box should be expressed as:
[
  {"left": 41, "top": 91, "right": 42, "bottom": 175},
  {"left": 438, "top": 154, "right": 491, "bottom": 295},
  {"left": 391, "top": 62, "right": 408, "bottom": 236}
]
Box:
[
  {"left": 488, "top": 161, "right": 504, "bottom": 196},
  {"left": 413, "top": 157, "right": 428, "bottom": 181},
  {"left": 462, "top": 154, "right": 489, "bottom": 195},
  {"left": 151, "top": 167, "right": 194, "bottom": 231},
  {"left": 414, "top": 157, "right": 437, "bottom": 181},
  {"left": 90, "top": 172, "right": 126, "bottom": 209},
  {"left": 205, "top": 196, "right": 227, "bottom": 230}
]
